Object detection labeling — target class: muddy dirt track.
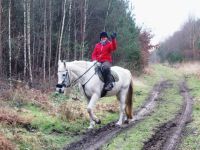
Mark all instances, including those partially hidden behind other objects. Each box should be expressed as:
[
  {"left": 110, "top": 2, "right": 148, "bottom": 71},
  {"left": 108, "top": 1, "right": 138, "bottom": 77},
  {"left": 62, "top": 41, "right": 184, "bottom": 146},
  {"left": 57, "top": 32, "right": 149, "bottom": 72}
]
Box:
[
  {"left": 143, "top": 82, "right": 193, "bottom": 150},
  {"left": 63, "top": 80, "right": 172, "bottom": 150},
  {"left": 63, "top": 81, "right": 193, "bottom": 150}
]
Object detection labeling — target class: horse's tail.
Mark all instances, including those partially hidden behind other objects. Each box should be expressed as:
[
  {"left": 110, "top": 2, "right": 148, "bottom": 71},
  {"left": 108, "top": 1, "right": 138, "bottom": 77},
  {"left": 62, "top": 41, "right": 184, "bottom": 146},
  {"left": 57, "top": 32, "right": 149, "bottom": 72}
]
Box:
[{"left": 125, "top": 77, "right": 133, "bottom": 119}]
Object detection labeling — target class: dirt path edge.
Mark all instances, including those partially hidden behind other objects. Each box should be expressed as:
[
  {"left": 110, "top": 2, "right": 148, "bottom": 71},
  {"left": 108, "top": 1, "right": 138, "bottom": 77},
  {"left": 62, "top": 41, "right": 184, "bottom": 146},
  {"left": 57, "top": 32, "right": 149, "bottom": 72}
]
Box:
[
  {"left": 142, "top": 81, "right": 193, "bottom": 150},
  {"left": 63, "top": 80, "right": 172, "bottom": 150}
]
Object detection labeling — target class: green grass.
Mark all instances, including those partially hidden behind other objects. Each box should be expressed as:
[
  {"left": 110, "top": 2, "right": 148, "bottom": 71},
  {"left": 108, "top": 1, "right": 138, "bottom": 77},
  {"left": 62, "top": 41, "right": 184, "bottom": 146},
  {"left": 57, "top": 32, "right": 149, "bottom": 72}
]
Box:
[
  {"left": 50, "top": 93, "right": 69, "bottom": 105},
  {"left": 102, "top": 83, "right": 183, "bottom": 150},
  {"left": 178, "top": 75, "right": 200, "bottom": 150},
  {"left": 0, "top": 93, "right": 119, "bottom": 149},
  {"left": 22, "top": 104, "right": 91, "bottom": 133},
  {"left": 142, "top": 64, "right": 182, "bottom": 85},
  {"left": 0, "top": 104, "right": 78, "bottom": 150},
  {"left": 23, "top": 104, "right": 67, "bottom": 133},
  {"left": 0, "top": 122, "right": 74, "bottom": 150},
  {"left": 0, "top": 64, "right": 189, "bottom": 150},
  {"left": 133, "top": 64, "right": 182, "bottom": 111}
]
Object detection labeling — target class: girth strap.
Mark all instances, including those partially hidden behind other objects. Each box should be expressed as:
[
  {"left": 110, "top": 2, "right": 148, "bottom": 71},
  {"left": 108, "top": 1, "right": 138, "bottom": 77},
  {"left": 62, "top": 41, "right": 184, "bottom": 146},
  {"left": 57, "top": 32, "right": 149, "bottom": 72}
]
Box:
[{"left": 82, "top": 84, "right": 107, "bottom": 99}]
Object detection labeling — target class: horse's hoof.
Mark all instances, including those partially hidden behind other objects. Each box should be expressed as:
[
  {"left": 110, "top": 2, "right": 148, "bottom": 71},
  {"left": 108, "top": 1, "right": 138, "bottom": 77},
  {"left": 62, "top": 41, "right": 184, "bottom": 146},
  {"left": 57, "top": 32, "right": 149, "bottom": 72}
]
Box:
[
  {"left": 115, "top": 121, "right": 122, "bottom": 126},
  {"left": 95, "top": 119, "right": 101, "bottom": 124},
  {"left": 88, "top": 126, "right": 94, "bottom": 129},
  {"left": 130, "top": 117, "right": 137, "bottom": 122},
  {"left": 124, "top": 120, "right": 129, "bottom": 124}
]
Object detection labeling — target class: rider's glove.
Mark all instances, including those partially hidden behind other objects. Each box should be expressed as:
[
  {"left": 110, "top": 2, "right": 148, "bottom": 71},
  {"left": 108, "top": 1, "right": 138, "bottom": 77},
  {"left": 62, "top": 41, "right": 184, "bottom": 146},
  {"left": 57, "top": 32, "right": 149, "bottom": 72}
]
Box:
[{"left": 110, "top": 33, "right": 117, "bottom": 39}]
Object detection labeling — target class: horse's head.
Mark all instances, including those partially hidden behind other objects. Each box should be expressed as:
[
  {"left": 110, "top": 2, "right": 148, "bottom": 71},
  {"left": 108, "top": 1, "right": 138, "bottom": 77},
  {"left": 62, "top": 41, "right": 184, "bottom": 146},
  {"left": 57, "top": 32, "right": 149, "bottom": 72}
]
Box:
[{"left": 56, "top": 60, "right": 71, "bottom": 93}]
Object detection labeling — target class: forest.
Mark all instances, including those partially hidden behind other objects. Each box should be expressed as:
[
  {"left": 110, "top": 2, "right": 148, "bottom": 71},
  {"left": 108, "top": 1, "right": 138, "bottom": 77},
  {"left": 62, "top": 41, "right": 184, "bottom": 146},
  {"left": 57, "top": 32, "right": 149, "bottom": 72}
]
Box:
[
  {"left": 1, "top": 0, "right": 200, "bottom": 150},
  {"left": 156, "top": 16, "right": 200, "bottom": 63},
  {"left": 0, "top": 0, "right": 153, "bottom": 86}
]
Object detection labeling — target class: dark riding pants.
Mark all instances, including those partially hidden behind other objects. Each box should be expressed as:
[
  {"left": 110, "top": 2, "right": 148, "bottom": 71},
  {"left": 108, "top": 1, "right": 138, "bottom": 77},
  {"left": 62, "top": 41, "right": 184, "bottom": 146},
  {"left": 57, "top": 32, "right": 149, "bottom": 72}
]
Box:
[{"left": 101, "top": 61, "right": 112, "bottom": 85}]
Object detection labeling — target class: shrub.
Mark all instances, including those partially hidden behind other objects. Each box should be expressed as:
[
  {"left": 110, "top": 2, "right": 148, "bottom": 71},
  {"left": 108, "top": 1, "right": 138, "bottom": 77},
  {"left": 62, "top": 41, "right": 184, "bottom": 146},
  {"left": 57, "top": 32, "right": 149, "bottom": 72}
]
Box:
[{"left": 167, "top": 52, "right": 183, "bottom": 63}]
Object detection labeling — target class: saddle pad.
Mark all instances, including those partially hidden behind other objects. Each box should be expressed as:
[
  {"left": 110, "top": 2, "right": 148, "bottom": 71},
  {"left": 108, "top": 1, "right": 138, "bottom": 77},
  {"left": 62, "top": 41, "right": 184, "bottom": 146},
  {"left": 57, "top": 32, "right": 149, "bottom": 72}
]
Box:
[
  {"left": 95, "top": 66, "right": 119, "bottom": 82},
  {"left": 111, "top": 70, "right": 119, "bottom": 82}
]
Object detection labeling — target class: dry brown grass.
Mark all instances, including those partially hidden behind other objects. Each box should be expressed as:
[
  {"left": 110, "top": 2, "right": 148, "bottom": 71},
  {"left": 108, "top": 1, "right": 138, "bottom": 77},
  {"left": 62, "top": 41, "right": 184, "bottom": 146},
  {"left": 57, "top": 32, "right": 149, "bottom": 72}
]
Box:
[
  {"left": 59, "top": 100, "right": 88, "bottom": 121},
  {"left": 142, "top": 67, "right": 153, "bottom": 75},
  {"left": 0, "top": 87, "right": 53, "bottom": 111},
  {"left": 96, "top": 100, "right": 119, "bottom": 113},
  {"left": 58, "top": 99, "right": 119, "bottom": 121},
  {"left": 0, "top": 107, "right": 30, "bottom": 126},
  {"left": 1, "top": 80, "right": 119, "bottom": 123},
  {"left": 176, "top": 62, "right": 200, "bottom": 78},
  {"left": 0, "top": 134, "right": 15, "bottom": 150}
]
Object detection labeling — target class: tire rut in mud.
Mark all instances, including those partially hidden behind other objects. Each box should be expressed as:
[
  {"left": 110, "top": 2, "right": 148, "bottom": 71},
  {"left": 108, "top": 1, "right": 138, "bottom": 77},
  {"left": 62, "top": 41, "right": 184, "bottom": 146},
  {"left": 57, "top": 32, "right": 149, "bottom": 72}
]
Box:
[
  {"left": 63, "top": 80, "right": 172, "bottom": 150},
  {"left": 142, "top": 81, "right": 193, "bottom": 150}
]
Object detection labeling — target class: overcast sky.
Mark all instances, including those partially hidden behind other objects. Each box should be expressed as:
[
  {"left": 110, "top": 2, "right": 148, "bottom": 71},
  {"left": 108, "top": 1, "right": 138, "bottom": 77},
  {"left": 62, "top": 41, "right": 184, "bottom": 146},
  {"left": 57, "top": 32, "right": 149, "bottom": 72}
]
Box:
[{"left": 130, "top": 0, "right": 200, "bottom": 44}]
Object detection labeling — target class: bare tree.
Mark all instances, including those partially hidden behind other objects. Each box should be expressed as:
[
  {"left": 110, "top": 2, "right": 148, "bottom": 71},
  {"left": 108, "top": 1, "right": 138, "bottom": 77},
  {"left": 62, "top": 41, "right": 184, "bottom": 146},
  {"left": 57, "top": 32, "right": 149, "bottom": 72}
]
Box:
[
  {"left": 8, "top": 0, "right": 12, "bottom": 84},
  {"left": 23, "top": 0, "right": 27, "bottom": 78},
  {"left": 58, "top": 0, "right": 67, "bottom": 60},
  {"left": 81, "top": 0, "right": 88, "bottom": 59},
  {"left": 43, "top": 0, "right": 47, "bottom": 81},
  {"left": 0, "top": 0, "right": 2, "bottom": 77},
  {"left": 27, "top": 0, "right": 32, "bottom": 83},
  {"left": 48, "top": 0, "right": 52, "bottom": 82},
  {"left": 73, "top": 0, "right": 77, "bottom": 60},
  {"left": 32, "top": 1, "right": 36, "bottom": 73},
  {"left": 67, "top": 0, "right": 72, "bottom": 60}
]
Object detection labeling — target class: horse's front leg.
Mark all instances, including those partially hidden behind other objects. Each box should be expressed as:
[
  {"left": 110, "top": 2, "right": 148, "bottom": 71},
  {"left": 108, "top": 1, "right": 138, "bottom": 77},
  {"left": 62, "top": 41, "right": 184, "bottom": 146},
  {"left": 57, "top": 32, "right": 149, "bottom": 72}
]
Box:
[{"left": 87, "top": 93, "right": 100, "bottom": 129}]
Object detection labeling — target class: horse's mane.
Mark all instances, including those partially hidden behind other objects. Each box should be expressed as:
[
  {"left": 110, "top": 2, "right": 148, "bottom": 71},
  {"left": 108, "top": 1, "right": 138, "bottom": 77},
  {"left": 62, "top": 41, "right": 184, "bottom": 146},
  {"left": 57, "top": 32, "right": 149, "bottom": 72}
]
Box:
[{"left": 66, "top": 60, "right": 94, "bottom": 69}]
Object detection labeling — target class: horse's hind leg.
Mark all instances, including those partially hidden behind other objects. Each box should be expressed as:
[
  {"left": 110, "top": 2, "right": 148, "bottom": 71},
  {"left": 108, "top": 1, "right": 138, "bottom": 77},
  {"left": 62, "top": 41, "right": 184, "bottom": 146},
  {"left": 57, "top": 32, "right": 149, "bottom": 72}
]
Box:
[
  {"left": 87, "top": 93, "right": 100, "bottom": 129},
  {"left": 116, "top": 89, "right": 127, "bottom": 126}
]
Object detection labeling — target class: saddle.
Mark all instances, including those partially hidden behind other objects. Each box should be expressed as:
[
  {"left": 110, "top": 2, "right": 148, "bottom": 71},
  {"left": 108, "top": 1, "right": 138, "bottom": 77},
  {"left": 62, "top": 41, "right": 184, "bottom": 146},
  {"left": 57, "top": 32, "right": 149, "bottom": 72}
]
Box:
[
  {"left": 95, "top": 64, "right": 119, "bottom": 97},
  {"left": 95, "top": 65, "right": 119, "bottom": 83}
]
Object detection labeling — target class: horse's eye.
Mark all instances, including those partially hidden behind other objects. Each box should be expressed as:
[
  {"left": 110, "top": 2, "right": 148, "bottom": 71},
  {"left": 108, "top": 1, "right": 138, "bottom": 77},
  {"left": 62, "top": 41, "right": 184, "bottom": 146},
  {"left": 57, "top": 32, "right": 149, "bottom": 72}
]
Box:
[{"left": 63, "top": 74, "right": 66, "bottom": 76}]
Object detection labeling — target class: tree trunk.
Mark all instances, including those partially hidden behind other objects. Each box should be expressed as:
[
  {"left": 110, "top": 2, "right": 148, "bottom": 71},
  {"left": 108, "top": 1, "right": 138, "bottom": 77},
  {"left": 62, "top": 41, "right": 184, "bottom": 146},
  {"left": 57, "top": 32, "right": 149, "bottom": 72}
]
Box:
[
  {"left": 8, "top": 0, "right": 12, "bottom": 85},
  {"left": 55, "top": 12, "right": 63, "bottom": 69},
  {"left": 67, "top": 0, "right": 72, "bottom": 60},
  {"left": 43, "top": 0, "right": 47, "bottom": 81},
  {"left": 80, "top": 0, "right": 83, "bottom": 59},
  {"left": 27, "top": 0, "right": 33, "bottom": 83},
  {"left": 36, "top": 37, "right": 41, "bottom": 74},
  {"left": 81, "top": 0, "right": 88, "bottom": 60},
  {"left": 23, "top": 0, "right": 27, "bottom": 78},
  {"left": 32, "top": 0, "right": 35, "bottom": 73},
  {"left": 0, "top": 0, "right": 2, "bottom": 77},
  {"left": 32, "top": 31, "right": 36, "bottom": 72},
  {"left": 73, "top": 0, "right": 77, "bottom": 60},
  {"left": 104, "top": 0, "right": 112, "bottom": 31},
  {"left": 48, "top": 0, "right": 52, "bottom": 82},
  {"left": 58, "top": 0, "right": 67, "bottom": 60}
]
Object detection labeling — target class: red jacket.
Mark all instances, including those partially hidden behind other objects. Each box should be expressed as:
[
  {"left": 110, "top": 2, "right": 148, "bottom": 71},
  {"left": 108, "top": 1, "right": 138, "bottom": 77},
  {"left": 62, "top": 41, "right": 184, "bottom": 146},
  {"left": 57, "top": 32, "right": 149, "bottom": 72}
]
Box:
[{"left": 91, "top": 39, "right": 117, "bottom": 62}]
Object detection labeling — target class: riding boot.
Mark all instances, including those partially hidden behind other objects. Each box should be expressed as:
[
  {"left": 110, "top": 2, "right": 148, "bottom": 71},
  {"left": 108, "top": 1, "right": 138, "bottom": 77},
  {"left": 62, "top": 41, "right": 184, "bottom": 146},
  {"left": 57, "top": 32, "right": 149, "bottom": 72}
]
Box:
[
  {"left": 103, "top": 68, "right": 113, "bottom": 91},
  {"left": 101, "top": 62, "right": 113, "bottom": 91},
  {"left": 104, "top": 74, "right": 113, "bottom": 91}
]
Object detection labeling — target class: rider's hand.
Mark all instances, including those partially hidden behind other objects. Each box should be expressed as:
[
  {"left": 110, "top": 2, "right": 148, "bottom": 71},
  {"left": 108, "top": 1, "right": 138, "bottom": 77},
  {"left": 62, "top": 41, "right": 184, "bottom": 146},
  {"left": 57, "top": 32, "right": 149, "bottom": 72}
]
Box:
[{"left": 111, "top": 33, "right": 117, "bottom": 39}]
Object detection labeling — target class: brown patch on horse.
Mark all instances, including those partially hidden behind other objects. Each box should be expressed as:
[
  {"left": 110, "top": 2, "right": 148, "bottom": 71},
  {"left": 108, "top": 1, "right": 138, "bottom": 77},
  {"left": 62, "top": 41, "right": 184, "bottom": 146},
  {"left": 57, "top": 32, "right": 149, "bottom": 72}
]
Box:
[{"left": 125, "top": 79, "right": 133, "bottom": 119}]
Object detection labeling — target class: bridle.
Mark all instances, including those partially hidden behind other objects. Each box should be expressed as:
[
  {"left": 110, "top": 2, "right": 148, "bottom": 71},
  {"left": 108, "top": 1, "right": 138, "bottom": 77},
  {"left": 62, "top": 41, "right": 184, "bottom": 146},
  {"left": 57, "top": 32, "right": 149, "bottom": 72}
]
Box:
[{"left": 57, "top": 61, "right": 98, "bottom": 89}]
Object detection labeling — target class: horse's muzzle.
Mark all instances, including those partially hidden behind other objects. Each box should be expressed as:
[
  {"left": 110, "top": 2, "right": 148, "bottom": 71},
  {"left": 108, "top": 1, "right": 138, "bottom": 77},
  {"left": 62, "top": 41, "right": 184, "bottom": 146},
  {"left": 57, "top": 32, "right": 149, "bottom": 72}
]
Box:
[
  {"left": 56, "top": 84, "right": 63, "bottom": 88},
  {"left": 56, "top": 84, "right": 65, "bottom": 93}
]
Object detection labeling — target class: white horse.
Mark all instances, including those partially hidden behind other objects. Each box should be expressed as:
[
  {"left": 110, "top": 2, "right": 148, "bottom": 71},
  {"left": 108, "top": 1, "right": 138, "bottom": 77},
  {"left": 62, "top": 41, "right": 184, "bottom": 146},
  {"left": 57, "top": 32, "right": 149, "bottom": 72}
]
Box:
[{"left": 56, "top": 60, "right": 133, "bottom": 129}]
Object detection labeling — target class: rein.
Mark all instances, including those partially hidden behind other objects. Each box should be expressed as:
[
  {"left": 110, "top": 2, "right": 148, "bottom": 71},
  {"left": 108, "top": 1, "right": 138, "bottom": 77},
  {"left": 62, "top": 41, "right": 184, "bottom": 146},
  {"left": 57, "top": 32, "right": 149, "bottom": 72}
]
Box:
[{"left": 66, "top": 61, "right": 98, "bottom": 87}]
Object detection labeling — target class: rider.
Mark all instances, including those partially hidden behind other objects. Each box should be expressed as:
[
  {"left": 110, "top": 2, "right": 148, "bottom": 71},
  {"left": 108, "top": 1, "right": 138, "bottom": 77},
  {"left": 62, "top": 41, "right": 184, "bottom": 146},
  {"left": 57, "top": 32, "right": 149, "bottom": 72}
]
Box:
[{"left": 92, "top": 32, "right": 117, "bottom": 91}]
